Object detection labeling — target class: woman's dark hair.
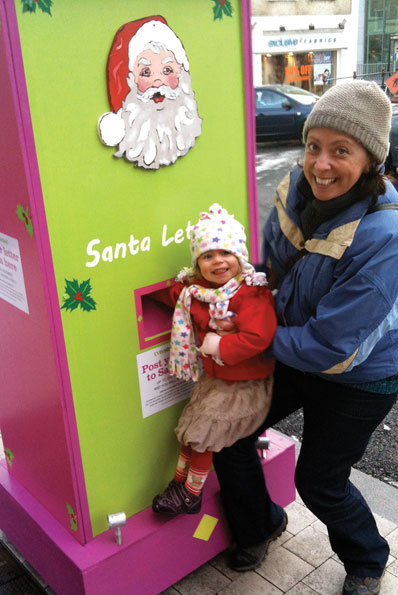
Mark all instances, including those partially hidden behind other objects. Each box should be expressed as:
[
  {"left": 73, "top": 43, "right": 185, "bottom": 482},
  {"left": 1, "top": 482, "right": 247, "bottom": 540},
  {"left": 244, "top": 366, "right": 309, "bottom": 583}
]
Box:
[{"left": 358, "top": 161, "right": 386, "bottom": 205}]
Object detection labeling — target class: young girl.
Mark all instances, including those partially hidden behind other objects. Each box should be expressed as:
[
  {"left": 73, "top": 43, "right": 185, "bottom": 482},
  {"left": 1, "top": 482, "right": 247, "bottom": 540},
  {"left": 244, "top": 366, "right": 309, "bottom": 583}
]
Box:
[{"left": 152, "top": 203, "right": 276, "bottom": 515}]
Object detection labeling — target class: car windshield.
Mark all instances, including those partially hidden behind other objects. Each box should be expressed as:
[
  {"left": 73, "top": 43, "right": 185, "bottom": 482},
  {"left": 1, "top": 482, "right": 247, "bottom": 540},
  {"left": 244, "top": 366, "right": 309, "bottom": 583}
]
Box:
[{"left": 275, "top": 85, "right": 318, "bottom": 105}]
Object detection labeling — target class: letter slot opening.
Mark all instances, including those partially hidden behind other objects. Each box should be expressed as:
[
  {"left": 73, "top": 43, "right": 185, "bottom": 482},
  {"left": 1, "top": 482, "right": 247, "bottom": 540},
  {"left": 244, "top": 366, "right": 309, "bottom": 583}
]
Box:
[{"left": 134, "top": 280, "right": 174, "bottom": 350}]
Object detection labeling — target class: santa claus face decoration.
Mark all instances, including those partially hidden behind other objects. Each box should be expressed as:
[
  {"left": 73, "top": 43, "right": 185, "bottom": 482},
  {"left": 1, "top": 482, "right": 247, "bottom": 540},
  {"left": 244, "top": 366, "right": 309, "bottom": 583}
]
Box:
[
  {"left": 132, "top": 49, "right": 182, "bottom": 94},
  {"left": 97, "top": 16, "right": 202, "bottom": 170}
]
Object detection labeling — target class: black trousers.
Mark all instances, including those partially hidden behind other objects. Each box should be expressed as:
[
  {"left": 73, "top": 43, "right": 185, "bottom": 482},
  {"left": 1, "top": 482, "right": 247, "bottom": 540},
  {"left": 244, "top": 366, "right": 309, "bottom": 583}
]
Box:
[{"left": 213, "top": 362, "right": 397, "bottom": 578}]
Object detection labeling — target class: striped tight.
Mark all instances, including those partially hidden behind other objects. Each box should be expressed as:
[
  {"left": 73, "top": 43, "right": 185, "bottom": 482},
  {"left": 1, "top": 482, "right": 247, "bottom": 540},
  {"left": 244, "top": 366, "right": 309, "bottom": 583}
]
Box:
[{"left": 174, "top": 445, "right": 213, "bottom": 495}]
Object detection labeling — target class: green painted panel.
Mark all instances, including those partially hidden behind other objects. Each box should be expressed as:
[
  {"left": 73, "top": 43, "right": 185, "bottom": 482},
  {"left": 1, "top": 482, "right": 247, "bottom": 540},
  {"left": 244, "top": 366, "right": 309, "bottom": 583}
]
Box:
[{"left": 16, "top": 0, "right": 251, "bottom": 536}]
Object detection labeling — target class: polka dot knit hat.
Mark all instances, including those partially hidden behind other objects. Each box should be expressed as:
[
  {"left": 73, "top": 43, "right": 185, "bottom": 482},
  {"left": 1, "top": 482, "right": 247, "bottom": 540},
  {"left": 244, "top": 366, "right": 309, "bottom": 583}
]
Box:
[{"left": 189, "top": 203, "right": 249, "bottom": 271}]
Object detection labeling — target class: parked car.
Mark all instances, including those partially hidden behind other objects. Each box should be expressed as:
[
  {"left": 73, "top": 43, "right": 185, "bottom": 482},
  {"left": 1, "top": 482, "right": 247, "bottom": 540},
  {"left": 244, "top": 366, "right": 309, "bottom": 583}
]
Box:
[
  {"left": 255, "top": 84, "right": 318, "bottom": 143},
  {"left": 386, "top": 104, "right": 398, "bottom": 173}
]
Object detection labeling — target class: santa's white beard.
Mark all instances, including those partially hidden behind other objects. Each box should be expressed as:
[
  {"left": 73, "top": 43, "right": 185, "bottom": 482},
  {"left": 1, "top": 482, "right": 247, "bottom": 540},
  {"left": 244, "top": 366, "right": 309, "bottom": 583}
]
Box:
[{"left": 103, "top": 70, "right": 202, "bottom": 170}]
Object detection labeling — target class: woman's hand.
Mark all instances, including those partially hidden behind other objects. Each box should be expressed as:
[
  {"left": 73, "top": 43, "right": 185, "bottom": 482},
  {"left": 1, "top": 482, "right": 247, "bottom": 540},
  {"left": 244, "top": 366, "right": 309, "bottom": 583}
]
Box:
[{"left": 216, "top": 319, "right": 238, "bottom": 336}]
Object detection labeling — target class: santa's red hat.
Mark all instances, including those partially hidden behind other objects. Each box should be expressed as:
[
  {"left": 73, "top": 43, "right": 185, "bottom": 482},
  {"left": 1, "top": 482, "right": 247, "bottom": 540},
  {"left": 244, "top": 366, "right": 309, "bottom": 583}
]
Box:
[{"left": 106, "top": 16, "right": 189, "bottom": 113}]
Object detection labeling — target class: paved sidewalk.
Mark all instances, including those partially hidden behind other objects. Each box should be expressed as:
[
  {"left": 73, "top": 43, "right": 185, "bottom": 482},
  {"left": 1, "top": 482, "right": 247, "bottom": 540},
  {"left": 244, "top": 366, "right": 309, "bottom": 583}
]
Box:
[{"left": 161, "top": 490, "right": 398, "bottom": 595}]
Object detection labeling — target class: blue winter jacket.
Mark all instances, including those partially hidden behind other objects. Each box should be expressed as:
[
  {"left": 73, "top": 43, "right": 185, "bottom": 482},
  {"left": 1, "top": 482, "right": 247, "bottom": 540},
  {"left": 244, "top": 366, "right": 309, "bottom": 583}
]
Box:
[{"left": 263, "top": 167, "right": 398, "bottom": 384}]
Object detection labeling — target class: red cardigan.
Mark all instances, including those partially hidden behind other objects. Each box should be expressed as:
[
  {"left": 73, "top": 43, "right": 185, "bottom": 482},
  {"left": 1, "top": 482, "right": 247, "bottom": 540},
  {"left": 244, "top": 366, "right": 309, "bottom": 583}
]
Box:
[{"left": 153, "top": 281, "right": 276, "bottom": 382}]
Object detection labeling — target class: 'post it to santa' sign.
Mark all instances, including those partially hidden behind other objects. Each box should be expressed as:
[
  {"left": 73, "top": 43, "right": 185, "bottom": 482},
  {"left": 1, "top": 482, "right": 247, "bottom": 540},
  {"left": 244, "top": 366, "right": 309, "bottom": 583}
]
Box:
[{"left": 0, "top": 0, "right": 258, "bottom": 542}]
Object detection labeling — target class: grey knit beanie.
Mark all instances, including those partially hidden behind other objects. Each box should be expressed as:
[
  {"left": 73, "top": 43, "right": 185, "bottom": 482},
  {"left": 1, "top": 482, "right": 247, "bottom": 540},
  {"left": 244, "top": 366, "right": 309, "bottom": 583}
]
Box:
[{"left": 302, "top": 80, "right": 391, "bottom": 164}]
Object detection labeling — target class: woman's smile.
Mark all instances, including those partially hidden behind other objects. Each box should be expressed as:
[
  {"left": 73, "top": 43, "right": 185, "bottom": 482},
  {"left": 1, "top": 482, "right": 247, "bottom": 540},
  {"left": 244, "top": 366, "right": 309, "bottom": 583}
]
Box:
[{"left": 314, "top": 176, "right": 336, "bottom": 186}]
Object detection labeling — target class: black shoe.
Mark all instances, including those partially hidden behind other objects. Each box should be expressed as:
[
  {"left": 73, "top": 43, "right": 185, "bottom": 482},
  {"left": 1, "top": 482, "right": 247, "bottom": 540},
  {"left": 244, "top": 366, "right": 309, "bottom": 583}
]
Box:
[
  {"left": 228, "top": 511, "right": 288, "bottom": 571},
  {"left": 152, "top": 480, "right": 202, "bottom": 515},
  {"left": 342, "top": 574, "right": 382, "bottom": 594}
]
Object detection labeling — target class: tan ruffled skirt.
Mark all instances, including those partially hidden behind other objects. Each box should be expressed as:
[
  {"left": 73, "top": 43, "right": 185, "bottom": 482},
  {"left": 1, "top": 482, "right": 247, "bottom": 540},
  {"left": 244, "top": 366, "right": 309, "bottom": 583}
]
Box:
[{"left": 175, "top": 373, "right": 273, "bottom": 453}]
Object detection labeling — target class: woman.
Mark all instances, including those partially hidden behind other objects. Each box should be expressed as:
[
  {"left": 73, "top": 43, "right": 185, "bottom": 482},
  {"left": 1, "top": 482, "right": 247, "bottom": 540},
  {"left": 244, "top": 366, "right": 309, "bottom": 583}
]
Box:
[{"left": 213, "top": 81, "right": 398, "bottom": 595}]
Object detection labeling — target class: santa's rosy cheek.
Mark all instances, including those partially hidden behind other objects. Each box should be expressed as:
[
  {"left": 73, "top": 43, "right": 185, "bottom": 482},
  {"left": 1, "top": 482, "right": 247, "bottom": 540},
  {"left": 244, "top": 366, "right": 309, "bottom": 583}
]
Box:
[
  {"left": 166, "top": 73, "right": 180, "bottom": 89},
  {"left": 137, "top": 78, "right": 152, "bottom": 93}
]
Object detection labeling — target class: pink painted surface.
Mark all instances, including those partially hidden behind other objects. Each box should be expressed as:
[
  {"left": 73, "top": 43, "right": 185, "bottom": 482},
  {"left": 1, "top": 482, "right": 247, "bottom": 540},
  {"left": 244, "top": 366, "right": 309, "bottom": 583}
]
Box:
[
  {"left": 242, "top": 0, "right": 260, "bottom": 264},
  {"left": 0, "top": 431, "right": 295, "bottom": 595},
  {"left": 0, "top": 2, "right": 86, "bottom": 543},
  {"left": 260, "top": 430, "right": 297, "bottom": 506},
  {"left": 2, "top": 0, "right": 92, "bottom": 542}
]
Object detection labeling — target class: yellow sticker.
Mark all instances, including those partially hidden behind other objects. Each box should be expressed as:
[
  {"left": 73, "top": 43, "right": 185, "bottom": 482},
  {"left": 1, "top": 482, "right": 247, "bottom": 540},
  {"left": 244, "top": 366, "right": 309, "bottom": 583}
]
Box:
[{"left": 193, "top": 514, "right": 219, "bottom": 541}]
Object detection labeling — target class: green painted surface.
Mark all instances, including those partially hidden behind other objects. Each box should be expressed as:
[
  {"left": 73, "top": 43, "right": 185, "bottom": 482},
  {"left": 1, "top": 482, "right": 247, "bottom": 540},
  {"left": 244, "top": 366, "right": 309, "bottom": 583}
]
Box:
[{"left": 16, "top": 0, "right": 251, "bottom": 536}]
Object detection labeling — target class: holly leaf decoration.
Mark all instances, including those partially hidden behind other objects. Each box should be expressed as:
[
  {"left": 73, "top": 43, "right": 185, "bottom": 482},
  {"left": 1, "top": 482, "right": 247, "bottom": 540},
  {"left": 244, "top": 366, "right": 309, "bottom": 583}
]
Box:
[
  {"left": 212, "top": 0, "right": 233, "bottom": 20},
  {"left": 66, "top": 503, "right": 78, "bottom": 531},
  {"left": 61, "top": 278, "right": 97, "bottom": 312},
  {"left": 21, "top": 0, "right": 36, "bottom": 12},
  {"left": 21, "top": 0, "right": 52, "bottom": 16},
  {"left": 61, "top": 279, "right": 80, "bottom": 312},
  {"left": 80, "top": 295, "right": 97, "bottom": 312},
  {"left": 5, "top": 448, "right": 14, "bottom": 468},
  {"left": 37, "top": 0, "right": 52, "bottom": 15},
  {"left": 16, "top": 205, "right": 33, "bottom": 237}
]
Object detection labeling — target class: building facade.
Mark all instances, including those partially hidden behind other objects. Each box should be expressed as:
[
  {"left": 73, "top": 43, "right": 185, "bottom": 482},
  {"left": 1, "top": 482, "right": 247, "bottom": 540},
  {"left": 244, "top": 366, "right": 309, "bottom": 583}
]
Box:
[
  {"left": 363, "top": 0, "right": 398, "bottom": 69},
  {"left": 251, "top": 0, "right": 358, "bottom": 94}
]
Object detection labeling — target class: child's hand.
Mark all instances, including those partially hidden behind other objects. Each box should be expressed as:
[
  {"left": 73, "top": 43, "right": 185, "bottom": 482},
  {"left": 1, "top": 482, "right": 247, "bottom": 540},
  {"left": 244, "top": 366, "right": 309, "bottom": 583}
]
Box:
[{"left": 200, "top": 333, "right": 221, "bottom": 358}]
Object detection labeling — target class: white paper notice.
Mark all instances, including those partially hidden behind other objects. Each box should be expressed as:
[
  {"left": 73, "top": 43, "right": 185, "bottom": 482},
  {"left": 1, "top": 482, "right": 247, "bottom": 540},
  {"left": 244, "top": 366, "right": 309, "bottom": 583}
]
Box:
[
  {"left": 137, "top": 344, "right": 193, "bottom": 418},
  {"left": 0, "top": 232, "right": 29, "bottom": 314}
]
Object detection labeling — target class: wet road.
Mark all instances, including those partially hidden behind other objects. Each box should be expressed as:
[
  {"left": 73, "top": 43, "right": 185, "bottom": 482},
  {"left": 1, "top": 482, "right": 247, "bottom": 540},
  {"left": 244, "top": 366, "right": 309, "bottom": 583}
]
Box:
[{"left": 255, "top": 140, "right": 304, "bottom": 241}]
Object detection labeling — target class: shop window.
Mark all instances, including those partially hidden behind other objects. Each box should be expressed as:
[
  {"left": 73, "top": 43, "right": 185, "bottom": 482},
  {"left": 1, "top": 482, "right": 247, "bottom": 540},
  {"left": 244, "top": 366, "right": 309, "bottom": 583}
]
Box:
[{"left": 261, "top": 51, "right": 336, "bottom": 95}]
